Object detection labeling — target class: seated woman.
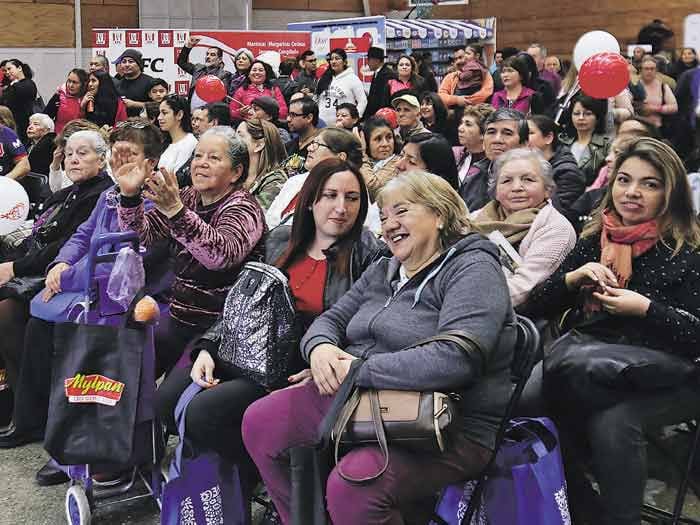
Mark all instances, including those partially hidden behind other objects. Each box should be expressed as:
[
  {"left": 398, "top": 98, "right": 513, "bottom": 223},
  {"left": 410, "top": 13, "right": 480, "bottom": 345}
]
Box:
[
  {"left": 235, "top": 118, "right": 288, "bottom": 211},
  {"left": 156, "top": 157, "right": 382, "bottom": 492},
  {"left": 242, "top": 170, "right": 517, "bottom": 525},
  {"left": 157, "top": 95, "right": 198, "bottom": 174},
  {"left": 454, "top": 104, "right": 492, "bottom": 194},
  {"left": 0, "top": 122, "right": 164, "bottom": 485},
  {"left": 520, "top": 137, "right": 700, "bottom": 525},
  {"left": 116, "top": 125, "right": 266, "bottom": 377},
  {"left": 266, "top": 127, "right": 367, "bottom": 229},
  {"left": 0, "top": 130, "right": 113, "bottom": 391},
  {"left": 396, "top": 133, "right": 459, "bottom": 190},
  {"left": 335, "top": 102, "right": 360, "bottom": 131},
  {"left": 527, "top": 114, "right": 585, "bottom": 218},
  {"left": 558, "top": 94, "right": 610, "bottom": 186},
  {"left": 25, "top": 113, "right": 56, "bottom": 176},
  {"left": 48, "top": 119, "right": 106, "bottom": 193},
  {"left": 361, "top": 116, "right": 401, "bottom": 201},
  {"left": 472, "top": 147, "right": 576, "bottom": 307},
  {"left": 420, "top": 92, "right": 458, "bottom": 145}
]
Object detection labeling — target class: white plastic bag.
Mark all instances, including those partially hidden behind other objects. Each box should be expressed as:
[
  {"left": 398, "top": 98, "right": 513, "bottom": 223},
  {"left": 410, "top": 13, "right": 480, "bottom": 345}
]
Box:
[{"left": 107, "top": 246, "right": 145, "bottom": 309}]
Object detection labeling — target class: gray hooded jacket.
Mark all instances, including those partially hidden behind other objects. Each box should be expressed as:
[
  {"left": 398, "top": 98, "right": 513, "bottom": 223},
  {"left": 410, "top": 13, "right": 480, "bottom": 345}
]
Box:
[{"left": 301, "top": 232, "right": 516, "bottom": 450}]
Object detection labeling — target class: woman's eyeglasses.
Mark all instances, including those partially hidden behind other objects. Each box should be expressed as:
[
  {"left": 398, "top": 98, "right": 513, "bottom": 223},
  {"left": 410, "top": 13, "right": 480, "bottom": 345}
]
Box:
[{"left": 308, "top": 140, "right": 333, "bottom": 152}]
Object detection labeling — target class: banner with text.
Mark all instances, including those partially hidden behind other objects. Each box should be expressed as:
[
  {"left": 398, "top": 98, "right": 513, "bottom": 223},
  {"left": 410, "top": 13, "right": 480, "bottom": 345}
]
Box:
[{"left": 92, "top": 29, "right": 311, "bottom": 97}]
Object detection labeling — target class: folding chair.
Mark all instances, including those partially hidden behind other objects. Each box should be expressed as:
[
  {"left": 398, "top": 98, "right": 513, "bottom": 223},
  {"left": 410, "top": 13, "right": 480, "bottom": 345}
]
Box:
[
  {"left": 642, "top": 421, "right": 700, "bottom": 525},
  {"left": 461, "top": 314, "right": 542, "bottom": 524}
]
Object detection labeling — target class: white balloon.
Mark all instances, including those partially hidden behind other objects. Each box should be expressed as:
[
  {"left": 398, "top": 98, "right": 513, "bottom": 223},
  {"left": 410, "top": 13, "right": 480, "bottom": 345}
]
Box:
[
  {"left": 573, "top": 31, "right": 621, "bottom": 70},
  {"left": 0, "top": 178, "right": 29, "bottom": 236}
]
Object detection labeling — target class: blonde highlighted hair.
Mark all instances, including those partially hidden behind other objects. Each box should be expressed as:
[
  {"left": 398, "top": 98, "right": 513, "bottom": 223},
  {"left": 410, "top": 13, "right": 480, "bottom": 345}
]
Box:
[
  {"left": 582, "top": 137, "right": 700, "bottom": 254},
  {"left": 376, "top": 170, "right": 473, "bottom": 247}
]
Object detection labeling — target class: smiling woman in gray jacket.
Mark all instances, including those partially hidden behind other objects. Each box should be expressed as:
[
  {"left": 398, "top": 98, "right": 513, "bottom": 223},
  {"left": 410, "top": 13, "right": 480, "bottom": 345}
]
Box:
[{"left": 242, "top": 170, "right": 516, "bottom": 525}]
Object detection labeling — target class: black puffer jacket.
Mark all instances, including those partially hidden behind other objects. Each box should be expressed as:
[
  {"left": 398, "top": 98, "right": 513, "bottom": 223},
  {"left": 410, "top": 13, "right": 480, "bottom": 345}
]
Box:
[{"left": 549, "top": 144, "right": 586, "bottom": 222}]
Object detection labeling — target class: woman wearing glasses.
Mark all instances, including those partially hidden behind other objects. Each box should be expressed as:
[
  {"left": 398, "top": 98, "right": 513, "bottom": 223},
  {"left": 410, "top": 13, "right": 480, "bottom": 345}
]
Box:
[
  {"left": 266, "top": 127, "right": 367, "bottom": 228},
  {"left": 559, "top": 94, "right": 610, "bottom": 186},
  {"left": 158, "top": 95, "right": 197, "bottom": 174}
]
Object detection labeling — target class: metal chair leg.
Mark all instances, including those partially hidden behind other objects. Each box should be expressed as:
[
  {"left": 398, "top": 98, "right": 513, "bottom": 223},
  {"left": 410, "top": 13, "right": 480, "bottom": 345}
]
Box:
[{"left": 672, "top": 422, "right": 700, "bottom": 524}]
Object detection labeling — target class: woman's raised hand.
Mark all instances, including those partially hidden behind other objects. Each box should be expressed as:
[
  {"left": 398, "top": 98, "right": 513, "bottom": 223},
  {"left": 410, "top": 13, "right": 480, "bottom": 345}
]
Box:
[
  {"left": 565, "top": 262, "right": 619, "bottom": 291},
  {"left": 142, "top": 167, "right": 184, "bottom": 218},
  {"left": 114, "top": 160, "right": 150, "bottom": 197},
  {"left": 309, "top": 344, "right": 356, "bottom": 396}
]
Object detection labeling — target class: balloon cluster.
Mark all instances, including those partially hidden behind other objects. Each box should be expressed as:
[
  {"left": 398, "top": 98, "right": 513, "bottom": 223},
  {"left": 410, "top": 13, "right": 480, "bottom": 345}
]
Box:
[{"left": 573, "top": 31, "right": 630, "bottom": 100}]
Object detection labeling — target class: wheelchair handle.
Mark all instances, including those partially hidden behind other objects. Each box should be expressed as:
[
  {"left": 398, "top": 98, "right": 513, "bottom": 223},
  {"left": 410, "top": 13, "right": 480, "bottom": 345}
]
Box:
[{"left": 84, "top": 231, "right": 140, "bottom": 295}]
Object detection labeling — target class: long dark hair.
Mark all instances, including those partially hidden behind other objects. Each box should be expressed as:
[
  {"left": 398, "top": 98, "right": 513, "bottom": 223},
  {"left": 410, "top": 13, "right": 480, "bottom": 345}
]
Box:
[
  {"left": 7, "top": 59, "right": 33, "bottom": 80},
  {"left": 405, "top": 134, "right": 459, "bottom": 190},
  {"left": 91, "top": 70, "right": 120, "bottom": 125},
  {"left": 316, "top": 48, "right": 347, "bottom": 96},
  {"left": 528, "top": 114, "right": 560, "bottom": 149},
  {"left": 420, "top": 92, "right": 448, "bottom": 132},
  {"left": 243, "top": 60, "right": 276, "bottom": 89},
  {"left": 161, "top": 94, "right": 193, "bottom": 135},
  {"left": 68, "top": 68, "right": 89, "bottom": 97},
  {"left": 275, "top": 157, "right": 369, "bottom": 275}
]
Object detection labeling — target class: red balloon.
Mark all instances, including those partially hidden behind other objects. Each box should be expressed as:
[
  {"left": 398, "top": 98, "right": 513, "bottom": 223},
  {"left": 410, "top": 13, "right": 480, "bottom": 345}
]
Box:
[
  {"left": 195, "top": 75, "right": 227, "bottom": 103},
  {"left": 579, "top": 52, "right": 630, "bottom": 100},
  {"left": 374, "top": 107, "right": 398, "bottom": 129}
]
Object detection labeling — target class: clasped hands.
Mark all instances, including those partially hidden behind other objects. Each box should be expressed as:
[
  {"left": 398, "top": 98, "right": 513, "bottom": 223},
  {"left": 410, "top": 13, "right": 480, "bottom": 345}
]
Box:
[
  {"left": 291, "top": 344, "right": 356, "bottom": 396},
  {"left": 565, "top": 262, "right": 651, "bottom": 317},
  {"left": 114, "top": 159, "right": 184, "bottom": 218}
]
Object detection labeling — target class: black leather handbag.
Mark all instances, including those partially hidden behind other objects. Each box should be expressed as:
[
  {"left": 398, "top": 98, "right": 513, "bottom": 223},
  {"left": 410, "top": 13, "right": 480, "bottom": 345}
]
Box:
[{"left": 544, "top": 330, "right": 700, "bottom": 411}]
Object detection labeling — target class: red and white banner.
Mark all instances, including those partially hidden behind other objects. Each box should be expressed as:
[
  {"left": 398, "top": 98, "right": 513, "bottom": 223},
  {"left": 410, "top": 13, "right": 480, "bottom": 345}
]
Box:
[{"left": 93, "top": 29, "right": 311, "bottom": 96}]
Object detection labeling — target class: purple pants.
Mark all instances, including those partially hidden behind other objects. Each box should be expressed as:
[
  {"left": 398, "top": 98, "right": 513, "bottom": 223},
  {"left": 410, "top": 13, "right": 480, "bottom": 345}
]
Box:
[{"left": 242, "top": 380, "right": 491, "bottom": 525}]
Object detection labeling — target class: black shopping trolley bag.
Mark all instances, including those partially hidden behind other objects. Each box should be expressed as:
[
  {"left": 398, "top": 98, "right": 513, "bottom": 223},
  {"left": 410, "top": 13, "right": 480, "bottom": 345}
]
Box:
[{"left": 44, "top": 319, "right": 145, "bottom": 466}]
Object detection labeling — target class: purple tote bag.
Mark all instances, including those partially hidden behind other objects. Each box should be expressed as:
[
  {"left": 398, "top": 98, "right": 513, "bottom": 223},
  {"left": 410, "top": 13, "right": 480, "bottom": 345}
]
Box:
[
  {"left": 483, "top": 417, "right": 571, "bottom": 525},
  {"left": 160, "top": 383, "right": 247, "bottom": 525}
]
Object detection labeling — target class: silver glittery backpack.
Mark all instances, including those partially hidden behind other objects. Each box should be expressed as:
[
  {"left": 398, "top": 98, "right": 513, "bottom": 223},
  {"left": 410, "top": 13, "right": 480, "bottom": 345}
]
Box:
[{"left": 218, "top": 261, "right": 300, "bottom": 389}]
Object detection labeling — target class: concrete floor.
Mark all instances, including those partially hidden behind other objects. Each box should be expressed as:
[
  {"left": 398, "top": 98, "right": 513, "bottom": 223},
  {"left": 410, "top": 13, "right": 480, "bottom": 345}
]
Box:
[{"left": 2, "top": 429, "right": 700, "bottom": 525}]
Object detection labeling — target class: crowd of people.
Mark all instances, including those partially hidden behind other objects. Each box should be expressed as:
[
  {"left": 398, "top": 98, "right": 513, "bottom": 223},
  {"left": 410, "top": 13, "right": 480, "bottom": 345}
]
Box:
[{"left": 0, "top": 19, "right": 699, "bottom": 525}]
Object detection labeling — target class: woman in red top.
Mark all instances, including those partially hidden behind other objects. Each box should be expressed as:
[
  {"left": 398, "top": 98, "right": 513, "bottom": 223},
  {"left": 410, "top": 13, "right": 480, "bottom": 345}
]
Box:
[
  {"left": 155, "top": 157, "right": 383, "bottom": 485},
  {"left": 386, "top": 55, "right": 426, "bottom": 98},
  {"left": 45, "top": 69, "right": 89, "bottom": 134},
  {"left": 229, "top": 60, "right": 288, "bottom": 122}
]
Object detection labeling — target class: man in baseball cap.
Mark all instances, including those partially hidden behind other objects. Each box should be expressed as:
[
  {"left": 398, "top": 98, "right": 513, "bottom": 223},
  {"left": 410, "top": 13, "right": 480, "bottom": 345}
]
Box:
[
  {"left": 391, "top": 93, "right": 430, "bottom": 141},
  {"left": 114, "top": 49, "right": 154, "bottom": 117}
]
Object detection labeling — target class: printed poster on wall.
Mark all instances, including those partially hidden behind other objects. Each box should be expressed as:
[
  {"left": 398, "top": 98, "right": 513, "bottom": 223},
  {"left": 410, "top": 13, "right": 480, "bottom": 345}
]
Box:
[
  {"left": 92, "top": 29, "right": 311, "bottom": 98},
  {"left": 287, "top": 16, "right": 386, "bottom": 91}
]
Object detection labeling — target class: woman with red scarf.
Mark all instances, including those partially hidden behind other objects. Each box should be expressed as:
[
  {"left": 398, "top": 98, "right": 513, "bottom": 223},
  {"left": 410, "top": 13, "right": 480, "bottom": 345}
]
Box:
[
  {"left": 520, "top": 137, "right": 700, "bottom": 525},
  {"left": 45, "top": 69, "right": 89, "bottom": 134}
]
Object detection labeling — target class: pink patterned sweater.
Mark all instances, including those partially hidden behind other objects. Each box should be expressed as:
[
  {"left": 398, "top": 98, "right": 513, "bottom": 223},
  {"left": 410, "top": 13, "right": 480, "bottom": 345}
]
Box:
[{"left": 118, "top": 186, "right": 266, "bottom": 329}]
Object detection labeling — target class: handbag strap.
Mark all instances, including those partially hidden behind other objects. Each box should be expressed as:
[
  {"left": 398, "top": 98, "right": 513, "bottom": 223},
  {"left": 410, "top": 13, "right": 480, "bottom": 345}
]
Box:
[
  {"left": 170, "top": 382, "right": 203, "bottom": 479},
  {"left": 334, "top": 389, "right": 390, "bottom": 484}
]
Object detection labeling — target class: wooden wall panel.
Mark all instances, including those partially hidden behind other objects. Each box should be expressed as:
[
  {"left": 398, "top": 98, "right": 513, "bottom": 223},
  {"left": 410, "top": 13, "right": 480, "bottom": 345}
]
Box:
[
  {"left": 254, "top": 0, "right": 363, "bottom": 11},
  {"left": 366, "top": 0, "right": 695, "bottom": 60},
  {"left": 0, "top": 3, "right": 75, "bottom": 46},
  {"left": 81, "top": 4, "right": 138, "bottom": 45}
]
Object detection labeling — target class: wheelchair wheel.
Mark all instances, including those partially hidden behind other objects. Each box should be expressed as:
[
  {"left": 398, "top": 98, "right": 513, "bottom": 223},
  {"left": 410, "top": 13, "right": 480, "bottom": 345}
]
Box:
[{"left": 65, "top": 485, "right": 91, "bottom": 525}]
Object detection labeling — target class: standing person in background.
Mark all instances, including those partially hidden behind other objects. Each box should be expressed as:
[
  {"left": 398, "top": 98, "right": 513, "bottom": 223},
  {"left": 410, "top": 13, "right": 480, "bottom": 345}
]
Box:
[
  {"left": 386, "top": 55, "right": 425, "bottom": 97},
  {"left": 82, "top": 70, "right": 127, "bottom": 129},
  {"left": 490, "top": 50, "right": 504, "bottom": 75},
  {"left": 315, "top": 49, "right": 367, "bottom": 127},
  {"left": 88, "top": 55, "right": 109, "bottom": 75},
  {"left": 177, "top": 35, "right": 232, "bottom": 109},
  {"left": 113, "top": 49, "right": 154, "bottom": 118},
  {"left": 276, "top": 59, "right": 299, "bottom": 106},
  {"left": 491, "top": 54, "right": 544, "bottom": 116},
  {"left": 229, "top": 60, "right": 288, "bottom": 123},
  {"left": 296, "top": 50, "right": 319, "bottom": 97},
  {"left": 545, "top": 56, "right": 562, "bottom": 77},
  {"left": 365, "top": 46, "right": 395, "bottom": 117},
  {"left": 638, "top": 55, "right": 678, "bottom": 131},
  {"left": 439, "top": 47, "right": 494, "bottom": 110},
  {"left": 228, "top": 49, "right": 254, "bottom": 97},
  {"left": 527, "top": 43, "right": 561, "bottom": 97},
  {"left": 158, "top": 95, "right": 197, "bottom": 174},
  {"left": 1, "top": 59, "right": 38, "bottom": 145},
  {"left": 148, "top": 78, "right": 169, "bottom": 105},
  {"left": 671, "top": 48, "right": 698, "bottom": 80},
  {"left": 414, "top": 51, "right": 438, "bottom": 93},
  {"left": 45, "top": 69, "right": 89, "bottom": 135}
]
